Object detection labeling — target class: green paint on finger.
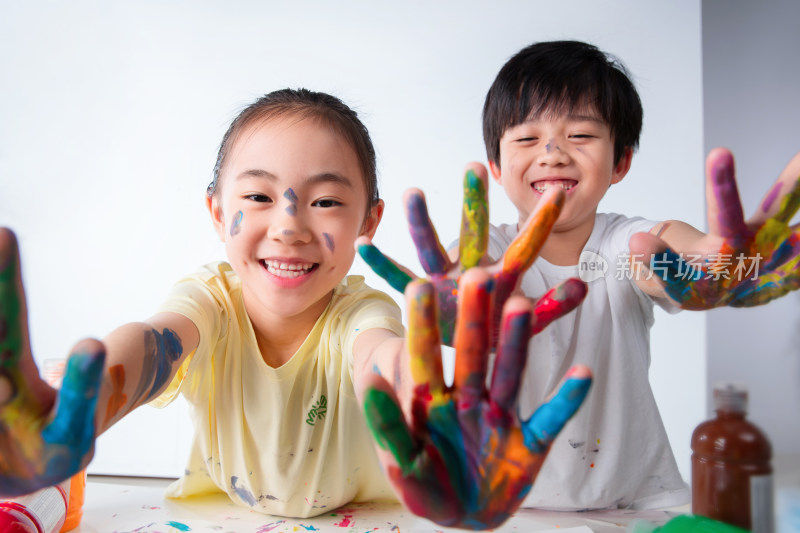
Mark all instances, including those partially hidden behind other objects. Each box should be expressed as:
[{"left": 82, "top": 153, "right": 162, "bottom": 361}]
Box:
[
  {"left": 363, "top": 387, "right": 417, "bottom": 468},
  {"left": 460, "top": 170, "right": 488, "bottom": 270},
  {"left": 0, "top": 258, "right": 21, "bottom": 368},
  {"left": 357, "top": 243, "right": 413, "bottom": 293}
]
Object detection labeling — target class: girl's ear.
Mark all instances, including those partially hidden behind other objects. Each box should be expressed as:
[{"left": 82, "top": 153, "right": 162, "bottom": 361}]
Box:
[
  {"left": 611, "top": 147, "right": 634, "bottom": 185},
  {"left": 360, "top": 199, "right": 384, "bottom": 239},
  {"left": 206, "top": 194, "right": 227, "bottom": 243}
]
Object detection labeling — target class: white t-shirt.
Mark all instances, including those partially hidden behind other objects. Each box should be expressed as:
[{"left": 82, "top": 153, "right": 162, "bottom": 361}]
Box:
[
  {"left": 151, "top": 262, "right": 404, "bottom": 517},
  {"left": 487, "top": 213, "right": 689, "bottom": 510}
]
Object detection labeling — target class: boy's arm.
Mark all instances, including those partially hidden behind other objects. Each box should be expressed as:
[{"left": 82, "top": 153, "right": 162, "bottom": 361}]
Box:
[
  {"left": 0, "top": 228, "right": 198, "bottom": 496},
  {"left": 351, "top": 269, "right": 591, "bottom": 531},
  {"left": 630, "top": 148, "right": 800, "bottom": 308},
  {"left": 358, "top": 162, "right": 586, "bottom": 346}
]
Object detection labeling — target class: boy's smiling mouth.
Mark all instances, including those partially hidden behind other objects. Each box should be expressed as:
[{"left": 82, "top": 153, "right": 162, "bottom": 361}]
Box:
[
  {"left": 261, "top": 259, "right": 318, "bottom": 279},
  {"left": 532, "top": 179, "right": 577, "bottom": 193}
]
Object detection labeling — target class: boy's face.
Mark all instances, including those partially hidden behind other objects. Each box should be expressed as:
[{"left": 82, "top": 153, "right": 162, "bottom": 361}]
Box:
[
  {"left": 489, "top": 109, "right": 631, "bottom": 234},
  {"left": 207, "top": 115, "right": 382, "bottom": 324}
]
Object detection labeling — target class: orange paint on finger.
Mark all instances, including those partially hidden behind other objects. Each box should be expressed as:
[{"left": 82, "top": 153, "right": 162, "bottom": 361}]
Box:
[
  {"left": 503, "top": 190, "right": 564, "bottom": 274},
  {"left": 103, "top": 364, "right": 128, "bottom": 426}
]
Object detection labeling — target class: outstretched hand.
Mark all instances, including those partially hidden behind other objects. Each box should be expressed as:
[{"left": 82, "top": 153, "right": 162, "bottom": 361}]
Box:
[
  {"left": 357, "top": 163, "right": 586, "bottom": 345},
  {"left": 361, "top": 268, "right": 591, "bottom": 530},
  {"left": 0, "top": 228, "right": 104, "bottom": 496},
  {"left": 631, "top": 148, "right": 800, "bottom": 309}
]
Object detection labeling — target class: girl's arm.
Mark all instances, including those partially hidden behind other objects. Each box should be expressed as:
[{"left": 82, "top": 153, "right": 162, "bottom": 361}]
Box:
[
  {"left": 0, "top": 228, "right": 198, "bottom": 496},
  {"left": 93, "top": 312, "right": 198, "bottom": 434},
  {"left": 351, "top": 268, "right": 591, "bottom": 531},
  {"left": 630, "top": 148, "right": 800, "bottom": 308}
]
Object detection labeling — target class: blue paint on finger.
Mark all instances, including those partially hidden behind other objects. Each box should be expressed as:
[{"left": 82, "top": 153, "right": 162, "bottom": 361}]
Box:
[{"left": 522, "top": 375, "right": 591, "bottom": 453}]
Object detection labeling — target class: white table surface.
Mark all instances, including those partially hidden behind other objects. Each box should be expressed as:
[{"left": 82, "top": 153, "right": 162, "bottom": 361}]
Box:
[{"left": 71, "top": 476, "right": 684, "bottom": 533}]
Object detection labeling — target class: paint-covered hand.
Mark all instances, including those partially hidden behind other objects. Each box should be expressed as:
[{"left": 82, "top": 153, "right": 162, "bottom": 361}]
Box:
[
  {"left": 0, "top": 228, "right": 104, "bottom": 497},
  {"left": 362, "top": 269, "right": 592, "bottom": 530},
  {"left": 358, "top": 163, "right": 584, "bottom": 345},
  {"left": 632, "top": 148, "right": 800, "bottom": 309}
]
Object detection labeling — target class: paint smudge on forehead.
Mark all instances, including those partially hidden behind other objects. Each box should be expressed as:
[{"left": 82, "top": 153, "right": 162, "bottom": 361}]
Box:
[
  {"left": 323, "top": 233, "right": 334, "bottom": 252},
  {"left": 230, "top": 210, "right": 243, "bottom": 237},
  {"left": 284, "top": 188, "right": 299, "bottom": 216}
]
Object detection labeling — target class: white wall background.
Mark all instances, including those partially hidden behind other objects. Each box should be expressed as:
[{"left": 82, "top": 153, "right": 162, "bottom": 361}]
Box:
[
  {"left": 702, "top": 0, "right": 800, "bottom": 458},
  {"left": 0, "top": 1, "right": 707, "bottom": 481}
]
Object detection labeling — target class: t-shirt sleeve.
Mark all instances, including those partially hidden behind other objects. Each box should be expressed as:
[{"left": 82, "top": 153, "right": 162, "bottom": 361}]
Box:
[{"left": 338, "top": 283, "right": 404, "bottom": 374}]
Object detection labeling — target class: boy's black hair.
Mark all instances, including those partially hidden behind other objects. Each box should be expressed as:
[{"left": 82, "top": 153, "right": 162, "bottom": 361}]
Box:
[{"left": 483, "top": 40, "right": 643, "bottom": 167}]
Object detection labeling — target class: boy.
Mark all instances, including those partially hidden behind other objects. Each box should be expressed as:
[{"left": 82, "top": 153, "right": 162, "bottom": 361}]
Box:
[{"left": 360, "top": 40, "right": 800, "bottom": 510}]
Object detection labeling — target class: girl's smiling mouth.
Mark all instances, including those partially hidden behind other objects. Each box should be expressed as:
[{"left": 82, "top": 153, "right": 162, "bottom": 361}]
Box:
[{"left": 260, "top": 259, "right": 318, "bottom": 279}]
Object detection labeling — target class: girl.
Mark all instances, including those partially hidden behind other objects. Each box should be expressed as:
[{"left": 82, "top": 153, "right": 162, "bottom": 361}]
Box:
[{"left": 0, "top": 88, "right": 591, "bottom": 530}]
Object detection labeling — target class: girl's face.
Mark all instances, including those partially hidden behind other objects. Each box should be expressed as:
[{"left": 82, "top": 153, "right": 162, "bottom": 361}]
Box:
[{"left": 208, "top": 115, "right": 382, "bottom": 324}]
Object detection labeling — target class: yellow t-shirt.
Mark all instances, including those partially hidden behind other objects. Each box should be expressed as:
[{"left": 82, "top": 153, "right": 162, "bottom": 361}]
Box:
[{"left": 151, "top": 262, "right": 404, "bottom": 517}]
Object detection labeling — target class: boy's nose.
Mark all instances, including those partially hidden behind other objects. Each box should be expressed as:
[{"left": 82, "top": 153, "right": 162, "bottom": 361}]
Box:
[{"left": 537, "top": 140, "right": 571, "bottom": 166}]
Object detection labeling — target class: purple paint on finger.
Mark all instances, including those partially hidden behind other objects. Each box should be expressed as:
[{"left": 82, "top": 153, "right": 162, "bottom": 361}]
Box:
[
  {"left": 761, "top": 181, "right": 783, "bottom": 214},
  {"left": 323, "top": 232, "right": 334, "bottom": 252},
  {"left": 710, "top": 156, "right": 746, "bottom": 236}
]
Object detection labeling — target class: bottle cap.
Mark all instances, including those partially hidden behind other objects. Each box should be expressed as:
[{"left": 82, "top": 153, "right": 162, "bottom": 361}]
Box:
[{"left": 713, "top": 383, "right": 748, "bottom": 413}]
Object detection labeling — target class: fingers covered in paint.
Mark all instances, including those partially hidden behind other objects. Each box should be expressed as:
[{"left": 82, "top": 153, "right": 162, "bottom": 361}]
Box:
[
  {"left": 522, "top": 365, "right": 592, "bottom": 453},
  {"left": 0, "top": 228, "right": 103, "bottom": 496},
  {"left": 458, "top": 164, "right": 490, "bottom": 270},
  {"left": 404, "top": 188, "right": 452, "bottom": 275},
  {"left": 502, "top": 187, "right": 565, "bottom": 277},
  {"left": 530, "top": 278, "right": 588, "bottom": 335},
  {"left": 704, "top": 148, "right": 747, "bottom": 240},
  {"left": 365, "top": 267, "right": 592, "bottom": 530},
  {"left": 405, "top": 280, "right": 444, "bottom": 394},
  {"left": 647, "top": 148, "right": 800, "bottom": 309},
  {"left": 355, "top": 236, "right": 414, "bottom": 293},
  {"left": 452, "top": 269, "right": 492, "bottom": 400},
  {"left": 488, "top": 296, "right": 532, "bottom": 413}
]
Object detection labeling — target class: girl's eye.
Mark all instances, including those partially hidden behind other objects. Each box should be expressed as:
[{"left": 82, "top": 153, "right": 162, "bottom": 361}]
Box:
[
  {"left": 313, "top": 198, "right": 342, "bottom": 208},
  {"left": 570, "top": 134, "right": 595, "bottom": 139},
  {"left": 516, "top": 136, "right": 537, "bottom": 143},
  {"left": 244, "top": 194, "right": 272, "bottom": 203}
]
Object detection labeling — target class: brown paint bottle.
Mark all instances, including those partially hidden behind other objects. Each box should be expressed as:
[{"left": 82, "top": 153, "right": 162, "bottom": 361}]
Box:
[{"left": 691, "top": 383, "right": 774, "bottom": 532}]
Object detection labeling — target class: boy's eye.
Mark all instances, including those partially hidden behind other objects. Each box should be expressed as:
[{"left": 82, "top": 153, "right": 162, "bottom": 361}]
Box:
[
  {"left": 312, "top": 198, "right": 342, "bottom": 208},
  {"left": 244, "top": 193, "right": 272, "bottom": 203},
  {"left": 515, "top": 136, "right": 537, "bottom": 143},
  {"left": 570, "top": 134, "right": 594, "bottom": 139}
]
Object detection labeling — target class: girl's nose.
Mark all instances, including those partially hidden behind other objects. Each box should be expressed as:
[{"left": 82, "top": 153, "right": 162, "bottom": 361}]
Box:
[{"left": 269, "top": 197, "right": 312, "bottom": 244}]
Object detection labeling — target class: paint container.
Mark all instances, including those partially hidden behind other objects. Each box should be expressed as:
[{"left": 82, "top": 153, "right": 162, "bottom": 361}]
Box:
[
  {"left": 627, "top": 514, "right": 748, "bottom": 532},
  {"left": 691, "top": 383, "right": 774, "bottom": 532},
  {"left": 0, "top": 484, "right": 68, "bottom": 533},
  {"left": 42, "top": 359, "right": 86, "bottom": 532}
]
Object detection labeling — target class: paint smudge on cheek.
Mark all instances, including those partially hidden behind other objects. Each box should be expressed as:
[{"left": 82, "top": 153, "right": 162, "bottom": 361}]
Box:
[
  {"left": 230, "top": 210, "right": 243, "bottom": 237},
  {"left": 323, "top": 232, "right": 335, "bottom": 252},
  {"left": 284, "top": 188, "right": 298, "bottom": 216}
]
